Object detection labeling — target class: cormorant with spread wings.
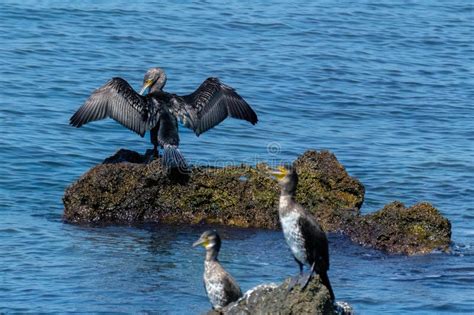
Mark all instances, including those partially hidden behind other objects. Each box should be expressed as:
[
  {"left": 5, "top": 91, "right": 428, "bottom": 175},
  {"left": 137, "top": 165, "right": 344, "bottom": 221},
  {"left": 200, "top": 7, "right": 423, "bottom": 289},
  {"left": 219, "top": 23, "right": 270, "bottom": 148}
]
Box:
[{"left": 70, "top": 67, "right": 258, "bottom": 168}]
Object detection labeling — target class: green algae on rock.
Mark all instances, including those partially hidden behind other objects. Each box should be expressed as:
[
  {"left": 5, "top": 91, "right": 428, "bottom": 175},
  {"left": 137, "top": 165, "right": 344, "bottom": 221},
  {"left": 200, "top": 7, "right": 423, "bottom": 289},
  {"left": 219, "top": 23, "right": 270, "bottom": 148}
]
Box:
[
  {"left": 293, "top": 150, "right": 365, "bottom": 232},
  {"left": 63, "top": 149, "right": 364, "bottom": 230},
  {"left": 62, "top": 149, "right": 452, "bottom": 255},
  {"left": 345, "top": 201, "right": 452, "bottom": 255}
]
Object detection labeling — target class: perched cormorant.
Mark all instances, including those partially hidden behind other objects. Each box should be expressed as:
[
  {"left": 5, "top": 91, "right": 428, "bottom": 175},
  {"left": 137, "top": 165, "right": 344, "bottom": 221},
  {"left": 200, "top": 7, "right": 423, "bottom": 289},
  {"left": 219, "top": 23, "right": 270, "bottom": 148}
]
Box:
[
  {"left": 193, "top": 230, "right": 242, "bottom": 309},
  {"left": 70, "top": 67, "right": 258, "bottom": 168},
  {"left": 270, "top": 165, "right": 335, "bottom": 301}
]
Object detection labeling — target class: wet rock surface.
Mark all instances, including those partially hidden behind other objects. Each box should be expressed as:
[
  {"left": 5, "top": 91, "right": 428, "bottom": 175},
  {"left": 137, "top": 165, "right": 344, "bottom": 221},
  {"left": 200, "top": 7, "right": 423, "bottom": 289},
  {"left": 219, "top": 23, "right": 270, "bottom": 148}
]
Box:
[
  {"left": 345, "top": 201, "right": 452, "bottom": 255},
  {"left": 206, "top": 276, "right": 338, "bottom": 315},
  {"left": 63, "top": 149, "right": 363, "bottom": 229},
  {"left": 63, "top": 149, "right": 451, "bottom": 254}
]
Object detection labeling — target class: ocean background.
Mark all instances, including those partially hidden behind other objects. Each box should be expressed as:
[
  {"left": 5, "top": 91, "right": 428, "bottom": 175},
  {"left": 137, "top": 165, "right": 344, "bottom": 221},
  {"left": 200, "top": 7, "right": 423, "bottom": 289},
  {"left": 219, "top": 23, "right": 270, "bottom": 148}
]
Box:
[{"left": 0, "top": 0, "right": 473, "bottom": 313}]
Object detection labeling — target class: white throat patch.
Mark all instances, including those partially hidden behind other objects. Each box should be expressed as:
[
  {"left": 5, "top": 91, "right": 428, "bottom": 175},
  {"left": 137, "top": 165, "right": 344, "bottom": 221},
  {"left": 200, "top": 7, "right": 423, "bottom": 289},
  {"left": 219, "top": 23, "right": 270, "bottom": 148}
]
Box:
[{"left": 279, "top": 195, "right": 292, "bottom": 209}]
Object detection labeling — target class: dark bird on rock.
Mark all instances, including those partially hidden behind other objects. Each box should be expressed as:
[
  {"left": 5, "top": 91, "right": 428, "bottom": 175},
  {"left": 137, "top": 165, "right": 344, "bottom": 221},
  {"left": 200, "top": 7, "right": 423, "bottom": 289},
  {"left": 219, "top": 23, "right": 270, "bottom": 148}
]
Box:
[
  {"left": 70, "top": 67, "right": 258, "bottom": 168},
  {"left": 270, "top": 165, "right": 335, "bottom": 301},
  {"left": 193, "top": 230, "right": 242, "bottom": 310}
]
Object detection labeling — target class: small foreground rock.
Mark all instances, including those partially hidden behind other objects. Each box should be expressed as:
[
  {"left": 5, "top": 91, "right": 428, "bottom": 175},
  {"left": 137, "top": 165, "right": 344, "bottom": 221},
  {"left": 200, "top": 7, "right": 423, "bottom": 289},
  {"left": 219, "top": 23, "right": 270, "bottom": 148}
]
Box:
[{"left": 206, "top": 276, "right": 342, "bottom": 315}]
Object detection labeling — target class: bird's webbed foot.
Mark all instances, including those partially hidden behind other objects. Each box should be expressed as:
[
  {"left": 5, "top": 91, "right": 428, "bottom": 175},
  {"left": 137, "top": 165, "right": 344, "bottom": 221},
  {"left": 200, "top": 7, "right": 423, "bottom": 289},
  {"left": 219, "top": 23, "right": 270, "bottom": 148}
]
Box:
[
  {"left": 287, "top": 274, "right": 301, "bottom": 292},
  {"left": 297, "top": 272, "right": 313, "bottom": 290},
  {"left": 144, "top": 147, "right": 160, "bottom": 164}
]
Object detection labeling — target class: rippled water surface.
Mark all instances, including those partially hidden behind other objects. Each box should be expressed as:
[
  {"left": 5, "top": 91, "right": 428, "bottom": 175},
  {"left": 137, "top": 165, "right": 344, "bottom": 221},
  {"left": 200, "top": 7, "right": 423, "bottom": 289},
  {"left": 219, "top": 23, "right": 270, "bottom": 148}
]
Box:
[{"left": 1, "top": 0, "right": 473, "bottom": 313}]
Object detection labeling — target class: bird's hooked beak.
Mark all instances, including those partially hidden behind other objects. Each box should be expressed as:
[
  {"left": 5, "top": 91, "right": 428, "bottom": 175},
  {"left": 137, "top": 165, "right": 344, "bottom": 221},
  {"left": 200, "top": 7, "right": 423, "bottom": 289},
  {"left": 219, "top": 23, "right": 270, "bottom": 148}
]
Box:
[
  {"left": 193, "top": 236, "right": 209, "bottom": 248},
  {"left": 139, "top": 79, "right": 153, "bottom": 95},
  {"left": 268, "top": 166, "right": 288, "bottom": 180}
]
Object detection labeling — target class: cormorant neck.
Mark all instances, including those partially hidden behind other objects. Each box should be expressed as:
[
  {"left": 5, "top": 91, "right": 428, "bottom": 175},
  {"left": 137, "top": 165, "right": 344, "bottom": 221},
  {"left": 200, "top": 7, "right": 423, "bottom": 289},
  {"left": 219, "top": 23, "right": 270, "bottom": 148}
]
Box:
[
  {"left": 149, "top": 84, "right": 163, "bottom": 93},
  {"left": 205, "top": 249, "right": 219, "bottom": 261},
  {"left": 150, "top": 74, "right": 167, "bottom": 93},
  {"left": 280, "top": 187, "right": 296, "bottom": 199},
  {"left": 279, "top": 191, "right": 296, "bottom": 214}
]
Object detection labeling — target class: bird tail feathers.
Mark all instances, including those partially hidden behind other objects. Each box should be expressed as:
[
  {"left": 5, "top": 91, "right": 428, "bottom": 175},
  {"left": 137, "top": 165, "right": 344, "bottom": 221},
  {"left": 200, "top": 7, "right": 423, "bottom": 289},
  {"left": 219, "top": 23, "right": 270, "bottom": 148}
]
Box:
[
  {"left": 163, "top": 145, "right": 188, "bottom": 171},
  {"left": 319, "top": 270, "right": 335, "bottom": 302}
]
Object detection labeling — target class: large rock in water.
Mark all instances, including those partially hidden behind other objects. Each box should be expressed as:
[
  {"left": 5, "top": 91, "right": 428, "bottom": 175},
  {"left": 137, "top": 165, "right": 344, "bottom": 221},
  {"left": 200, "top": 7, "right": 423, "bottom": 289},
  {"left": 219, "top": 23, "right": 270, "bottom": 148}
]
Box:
[
  {"left": 63, "top": 149, "right": 364, "bottom": 229},
  {"left": 63, "top": 149, "right": 451, "bottom": 254}
]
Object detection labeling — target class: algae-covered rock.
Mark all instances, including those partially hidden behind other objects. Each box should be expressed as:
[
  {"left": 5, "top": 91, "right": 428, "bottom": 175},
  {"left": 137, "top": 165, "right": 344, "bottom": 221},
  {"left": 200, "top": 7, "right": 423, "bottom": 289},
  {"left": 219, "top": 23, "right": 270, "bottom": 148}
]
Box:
[
  {"left": 63, "top": 149, "right": 364, "bottom": 231},
  {"left": 63, "top": 149, "right": 452, "bottom": 254},
  {"left": 346, "top": 201, "right": 452, "bottom": 255},
  {"left": 293, "top": 151, "right": 364, "bottom": 231},
  {"left": 207, "top": 276, "right": 339, "bottom": 315}
]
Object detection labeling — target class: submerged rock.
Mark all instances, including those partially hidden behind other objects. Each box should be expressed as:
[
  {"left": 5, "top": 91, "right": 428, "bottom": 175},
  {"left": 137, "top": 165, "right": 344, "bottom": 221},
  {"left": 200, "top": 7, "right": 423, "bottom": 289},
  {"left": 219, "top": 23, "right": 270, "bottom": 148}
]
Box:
[
  {"left": 63, "top": 149, "right": 451, "bottom": 254},
  {"left": 207, "top": 276, "right": 338, "bottom": 315}
]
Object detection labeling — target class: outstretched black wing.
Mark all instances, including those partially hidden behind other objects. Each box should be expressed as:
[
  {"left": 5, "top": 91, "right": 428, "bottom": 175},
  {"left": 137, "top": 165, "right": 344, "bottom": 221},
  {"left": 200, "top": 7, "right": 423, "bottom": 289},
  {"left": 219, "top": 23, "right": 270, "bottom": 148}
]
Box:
[
  {"left": 174, "top": 77, "right": 258, "bottom": 136},
  {"left": 70, "top": 77, "right": 158, "bottom": 137}
]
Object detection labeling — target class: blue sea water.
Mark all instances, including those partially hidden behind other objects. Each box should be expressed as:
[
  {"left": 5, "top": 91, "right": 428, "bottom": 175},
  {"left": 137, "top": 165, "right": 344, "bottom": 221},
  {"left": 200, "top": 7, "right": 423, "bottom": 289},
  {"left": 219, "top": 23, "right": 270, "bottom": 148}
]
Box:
[{"left": 0, "top": 0, "right": 473, "bottom": 313}]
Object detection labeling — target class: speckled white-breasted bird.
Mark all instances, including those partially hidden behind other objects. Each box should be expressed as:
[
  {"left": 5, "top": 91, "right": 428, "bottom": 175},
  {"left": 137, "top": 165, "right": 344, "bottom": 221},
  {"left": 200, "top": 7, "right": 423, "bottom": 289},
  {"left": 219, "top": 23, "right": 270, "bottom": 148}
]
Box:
[
  {"left": 193, "top": 230, "right": 242, "bottom": 309},
  {"left": 271, "top": 165, "right": 335, "bottom": 301}
]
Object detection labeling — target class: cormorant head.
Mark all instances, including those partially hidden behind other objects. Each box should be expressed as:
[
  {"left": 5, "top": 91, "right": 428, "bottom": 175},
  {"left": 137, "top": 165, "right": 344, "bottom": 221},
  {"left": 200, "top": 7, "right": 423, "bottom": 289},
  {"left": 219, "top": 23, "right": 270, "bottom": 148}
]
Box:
[
  {"left": 270, "top": 164, "right": 298, "bottom": 195},
  {"left": 193, "top": 230, "right": 222, "bottom": 255},
  {"left": 139, "top": 67, "right": 167, "bottom": 95}
]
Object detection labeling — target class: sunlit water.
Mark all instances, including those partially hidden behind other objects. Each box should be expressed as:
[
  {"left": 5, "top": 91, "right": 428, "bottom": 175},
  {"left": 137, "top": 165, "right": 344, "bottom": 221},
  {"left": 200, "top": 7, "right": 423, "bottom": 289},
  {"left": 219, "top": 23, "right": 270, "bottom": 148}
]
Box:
[{"left": 0, "top": 1, "right": 473, "bottom": 313}]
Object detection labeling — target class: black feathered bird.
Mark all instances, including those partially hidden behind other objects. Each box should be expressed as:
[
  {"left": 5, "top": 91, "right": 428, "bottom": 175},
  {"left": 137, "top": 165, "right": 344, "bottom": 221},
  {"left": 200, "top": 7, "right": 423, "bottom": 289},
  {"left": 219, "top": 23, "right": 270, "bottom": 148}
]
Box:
[
  {"left": 270, "top": 165, "right": 335, "bottom": 301},
  {"left": 70, "top": 67, "right": 258, "bottom": 168},
  {"left": 193, "top": 230, "right": 242, "bottom": 310}
]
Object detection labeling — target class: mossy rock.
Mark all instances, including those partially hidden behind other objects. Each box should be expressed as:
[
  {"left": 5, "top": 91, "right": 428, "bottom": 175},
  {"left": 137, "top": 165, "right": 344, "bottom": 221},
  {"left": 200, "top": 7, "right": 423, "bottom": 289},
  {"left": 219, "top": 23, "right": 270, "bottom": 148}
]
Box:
[
  {"left": 63, "top": 149, "right": 451, "bottom": 255},
  {"left": 63, "top": 149, "right": 363, "bottom": 231},
  {"left": 345, "top": 201, "right": 451, "bottom": 255}
]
